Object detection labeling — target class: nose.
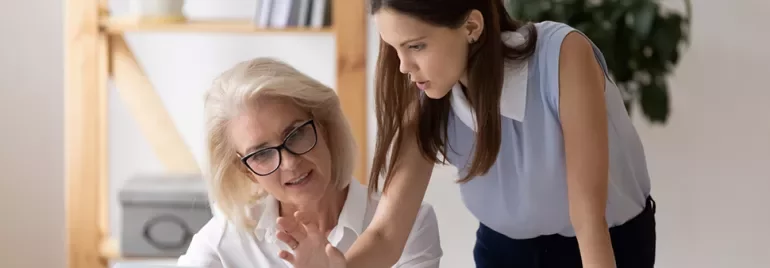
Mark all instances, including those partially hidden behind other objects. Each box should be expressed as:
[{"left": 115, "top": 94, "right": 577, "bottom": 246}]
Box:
[
  {"left": 399, "top": 57, "right": 417, "bottom": 76},
  {"left": 279, "top": 149, "right": 300, "bottom": 171}
]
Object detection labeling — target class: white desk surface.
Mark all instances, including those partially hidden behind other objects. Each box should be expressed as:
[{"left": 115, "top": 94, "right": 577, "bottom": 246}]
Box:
[{"left": 111, "top": 259, "right": 197, "bottom": 268}]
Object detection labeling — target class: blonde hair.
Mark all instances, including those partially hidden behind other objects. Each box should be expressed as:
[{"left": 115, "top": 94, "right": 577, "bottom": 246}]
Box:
[{"left": 203, "top": 57, "right": 357, "bottom": 231}]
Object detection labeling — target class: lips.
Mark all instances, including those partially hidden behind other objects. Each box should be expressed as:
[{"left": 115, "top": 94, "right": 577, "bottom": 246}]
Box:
[
  {"left": 284, "top": 170, "right": 312, "bottom": 186},
  {"left": 415, "top": 81, "right": 429, "bottom": 90}
]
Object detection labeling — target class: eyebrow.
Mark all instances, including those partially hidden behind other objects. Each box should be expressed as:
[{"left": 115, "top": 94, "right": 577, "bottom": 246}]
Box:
[
  {"left": 244, "top": 119, "right": 305, "bottom": 155},
  {"left": 399, "top": 36, "right": 427, "bottom": 47}
]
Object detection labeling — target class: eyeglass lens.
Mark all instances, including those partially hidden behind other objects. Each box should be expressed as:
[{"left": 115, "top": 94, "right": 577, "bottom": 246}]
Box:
[{"left": 244, "top": 121, "right": 316, "bottom": 175}]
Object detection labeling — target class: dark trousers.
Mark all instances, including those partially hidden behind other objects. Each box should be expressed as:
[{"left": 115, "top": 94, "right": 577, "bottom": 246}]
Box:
[{"left": 473, "top": 196, "right": 656, "bottom": 268}]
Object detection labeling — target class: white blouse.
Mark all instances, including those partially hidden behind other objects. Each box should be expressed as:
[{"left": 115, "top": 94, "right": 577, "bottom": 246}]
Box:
[{"left": 177, "top": 181, "right": 442, "bottom": 268}]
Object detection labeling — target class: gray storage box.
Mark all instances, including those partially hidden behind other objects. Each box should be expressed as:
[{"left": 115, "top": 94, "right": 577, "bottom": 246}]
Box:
[{"left": 119, "top": 173, "right": 213, "bottom": 258}]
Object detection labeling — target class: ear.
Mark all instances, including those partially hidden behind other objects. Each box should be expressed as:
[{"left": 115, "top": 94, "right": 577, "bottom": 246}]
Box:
[{"left": 464, "top": 9, "right": 484, "bottom": 44}]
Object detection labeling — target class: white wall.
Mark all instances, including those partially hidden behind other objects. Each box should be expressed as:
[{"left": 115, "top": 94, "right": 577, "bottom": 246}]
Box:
[
  {"left": 632, "top": 1, "right": 770, "bottom": 266},
  {"left": 1, "top": 0, "right": 769, "bottom": 267},
  {"left": 0, "top": 0, "right": 65, "bottom": 267}
]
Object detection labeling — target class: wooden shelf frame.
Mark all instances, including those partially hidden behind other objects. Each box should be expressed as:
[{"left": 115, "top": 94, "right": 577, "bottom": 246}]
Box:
[
  {"left": 65, "top": 1, "right": 368, "bottom": 267},
  {"left": 102, "top": 17, "right": 336, "bottom": 34}
]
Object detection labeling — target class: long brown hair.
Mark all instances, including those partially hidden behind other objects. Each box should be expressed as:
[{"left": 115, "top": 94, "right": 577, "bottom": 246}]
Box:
[{"left": 369, "top": 0, "right": 538, "bottom": 194}]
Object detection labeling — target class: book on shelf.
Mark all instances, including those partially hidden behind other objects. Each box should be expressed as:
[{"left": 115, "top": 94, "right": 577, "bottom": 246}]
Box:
[{"left": 253, "top": 0, "right": 332, "bottom": 29}]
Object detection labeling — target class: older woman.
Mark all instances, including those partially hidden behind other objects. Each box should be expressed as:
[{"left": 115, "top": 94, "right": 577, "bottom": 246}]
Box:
[{"left": 177, "top": 58, "right": 442, "bottom": 268}]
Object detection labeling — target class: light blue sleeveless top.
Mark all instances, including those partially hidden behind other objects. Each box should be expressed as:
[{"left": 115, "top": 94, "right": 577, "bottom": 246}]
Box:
[{"left": 444, "top": 21, "right": 651, "bottom": 239}]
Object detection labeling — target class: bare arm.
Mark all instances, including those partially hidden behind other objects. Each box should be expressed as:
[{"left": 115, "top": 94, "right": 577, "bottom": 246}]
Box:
[
  {"left": 345, "top": 117, "right": 435, "bottom": 268},
  {"left": 558, "top": 32, "right": 615, "bottom": 268}
]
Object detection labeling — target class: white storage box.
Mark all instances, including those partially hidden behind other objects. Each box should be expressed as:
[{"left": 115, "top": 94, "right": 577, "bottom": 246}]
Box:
[{"left": 119, "top": 173, "right": 212, "bottom": 258}]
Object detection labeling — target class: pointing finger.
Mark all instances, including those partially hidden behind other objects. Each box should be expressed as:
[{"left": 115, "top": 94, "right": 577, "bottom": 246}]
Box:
[
  {"left": 277, "top": 216, "right": 307, "bottom": 241},
  {"left": 295, "top": 211, "right": 321, "bottom": 235}
]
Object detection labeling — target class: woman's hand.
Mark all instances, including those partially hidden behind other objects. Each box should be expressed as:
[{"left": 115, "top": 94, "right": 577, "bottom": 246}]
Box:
[{"left": 275, "top": 211, "right": 347, "bottom": 268}]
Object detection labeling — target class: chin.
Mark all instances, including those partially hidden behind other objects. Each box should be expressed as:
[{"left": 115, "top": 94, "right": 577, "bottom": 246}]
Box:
[
  {"left": 285, "top": 191, "right": 325, "bottom": 209},
  {"left": 423, "top": 88, "right": 451, "bottom": 99}
]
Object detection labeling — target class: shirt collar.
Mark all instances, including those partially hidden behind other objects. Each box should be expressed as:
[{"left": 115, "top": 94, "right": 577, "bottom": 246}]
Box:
[
  {"left": 450, "top": 29, "right": 531, "bottom": 131},
  {"left": 251, "top": 180, "right": 369, "bottom": 242}
]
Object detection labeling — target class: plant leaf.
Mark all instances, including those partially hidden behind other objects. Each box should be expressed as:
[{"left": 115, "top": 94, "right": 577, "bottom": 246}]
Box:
[
  {"left": 640, "top": 77, "right": 670, "bottom": 123},
  {"left": 503, "top": 0, "right": 690, "bottom": 124},
  {"left": 633, "top": 1, "right": 657, "bottom": 39}
]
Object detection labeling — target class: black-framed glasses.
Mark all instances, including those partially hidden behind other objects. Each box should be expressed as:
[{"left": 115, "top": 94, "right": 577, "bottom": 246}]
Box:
[{"left": 239, "top": 119, "right": 317, "bottom": 176}]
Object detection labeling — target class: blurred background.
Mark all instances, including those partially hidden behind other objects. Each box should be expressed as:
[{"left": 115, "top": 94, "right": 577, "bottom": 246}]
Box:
[{"left": 1, "top": 0, "right": 768, "bottom": 267}]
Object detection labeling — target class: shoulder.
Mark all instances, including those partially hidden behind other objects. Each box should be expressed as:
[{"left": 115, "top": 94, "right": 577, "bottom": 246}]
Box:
[
  {"left": 405, "top": 203, "right": 441, "bottom": 246},
  {"left": 529, "top": 21, "right": 591, "bottom": 61},
  {"left": 396, "top": 202, "right": 442, "bottom": 266},
  {"left": 559, "top": 31, "right": 602, "bottom": 71},
  {"left": 413, "top": 202, "right": 438, "bottom": 228},
  {"left": 529, "top": 21, "right": 606, "bottom": 108},
  {"left": 531, "top": 21, "right": 602, "bottom": 77},
  {"left": 532, "top": 21, "right": 577, "bottom": 42},
  {"left": 557, "top": 31, "right": 606, "bottom": 97},
  {"left": 177, "top": 215, "right": 229, "bottom": 266},
  {"left": 190, "top": 215, "right": 230, "bottom": 250},
  {"left": 359, "top": 190, "right": 441, "bottom": 267}
]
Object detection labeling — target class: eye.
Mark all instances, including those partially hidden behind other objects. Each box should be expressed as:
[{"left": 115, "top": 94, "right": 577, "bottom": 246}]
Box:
[
  {"left": 408, "top": 43, "right": 426, "bottom": 51},
  {"left": 285, "top": 127, "right": 305, "bottom": 142},
  {"left": 249, "top": 149, "right": 275, "bottom": 163}
]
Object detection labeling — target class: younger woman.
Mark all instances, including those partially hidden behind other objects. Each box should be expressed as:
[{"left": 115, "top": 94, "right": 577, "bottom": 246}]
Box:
[{"left": 278, "top": 0, "right": 655, "bottom": 267}]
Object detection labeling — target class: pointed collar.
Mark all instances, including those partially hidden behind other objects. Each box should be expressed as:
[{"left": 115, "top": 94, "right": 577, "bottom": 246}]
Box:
[
  {"left": 450, "top": 29, "right": 531, "bottom": 131},
  {"left": 250, "top": 180, "right": 369, "bottom": 242}
]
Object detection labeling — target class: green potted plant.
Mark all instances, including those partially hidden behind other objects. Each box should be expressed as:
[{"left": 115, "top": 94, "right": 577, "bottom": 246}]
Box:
[{"left": 506, "top": 0, "right": 692, "bottom": 124}]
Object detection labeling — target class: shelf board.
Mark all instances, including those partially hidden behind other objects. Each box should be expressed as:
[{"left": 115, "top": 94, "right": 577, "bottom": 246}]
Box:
[{"left": 102, "top": 17, "right": 334, "bottom": 34}]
